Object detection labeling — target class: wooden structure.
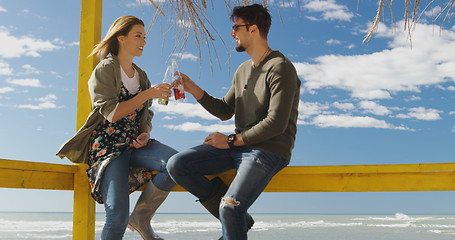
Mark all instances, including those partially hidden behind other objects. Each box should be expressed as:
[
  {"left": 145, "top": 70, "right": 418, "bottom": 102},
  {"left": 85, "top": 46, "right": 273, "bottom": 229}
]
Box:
[{"left": 0, "top": 0, "right": 454, "bottom": 239}]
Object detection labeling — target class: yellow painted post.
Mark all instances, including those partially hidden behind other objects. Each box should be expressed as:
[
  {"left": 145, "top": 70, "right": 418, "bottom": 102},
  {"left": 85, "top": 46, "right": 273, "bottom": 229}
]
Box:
[
  {"left": 77, "top": 0, "right": 102, "bottom": 130},
  {"left": 73, "top": 163, "right": 95, "bottom": 240},
  {"left": 74, "top": 0, "right": 102, "bottom": 239}
]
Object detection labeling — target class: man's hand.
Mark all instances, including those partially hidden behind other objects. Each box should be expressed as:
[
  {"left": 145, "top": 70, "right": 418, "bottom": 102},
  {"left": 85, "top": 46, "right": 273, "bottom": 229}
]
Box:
[
  {"left": 173, "top": 72, "right": 204, "bottom": 101},
  {"left": 133, "top": 132, "right": 150, "bottom": 149},
  {"left": 203, "top": 132, "right": 229, "bottom": 149}
]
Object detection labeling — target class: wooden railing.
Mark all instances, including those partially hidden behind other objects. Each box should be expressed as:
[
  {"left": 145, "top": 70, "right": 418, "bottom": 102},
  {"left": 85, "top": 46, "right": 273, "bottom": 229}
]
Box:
[{"left": 2, "top": 158, "right": 455, "bottom": 239}]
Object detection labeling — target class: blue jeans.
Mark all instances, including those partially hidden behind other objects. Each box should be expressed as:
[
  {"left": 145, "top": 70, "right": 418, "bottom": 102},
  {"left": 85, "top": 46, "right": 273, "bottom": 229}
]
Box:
[
  {"left": 167, "top": 144, "right": 287, "bottom": 240},
  {"left": 100, "top": 140, "right": 177, "bottom": 240}
]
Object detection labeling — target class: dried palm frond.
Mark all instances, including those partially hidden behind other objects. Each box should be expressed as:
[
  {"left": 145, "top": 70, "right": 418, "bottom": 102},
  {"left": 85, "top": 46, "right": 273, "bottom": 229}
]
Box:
[
  {"left": 364, "top": 0, "right": 455, "bottom": 43},
  {"left": 139, "top": 0, "right": 455, "bottom": 65},
  {"left": 139, "top": 0, "right": 295, "bottom": 72}
]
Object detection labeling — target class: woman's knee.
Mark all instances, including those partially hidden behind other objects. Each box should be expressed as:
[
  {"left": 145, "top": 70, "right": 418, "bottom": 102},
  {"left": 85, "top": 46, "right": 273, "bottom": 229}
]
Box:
[
  {"left": 153, "top": 170, "right": 176, "bottom": 191},
  {"left": 105, "top": 207, "right": 129, "bottom": 229}
]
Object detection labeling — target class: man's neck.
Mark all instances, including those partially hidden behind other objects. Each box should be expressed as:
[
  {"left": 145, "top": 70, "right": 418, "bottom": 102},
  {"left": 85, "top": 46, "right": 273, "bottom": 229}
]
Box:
[{"left": 248, "top": 41, "right": 271, "bottom": 67}]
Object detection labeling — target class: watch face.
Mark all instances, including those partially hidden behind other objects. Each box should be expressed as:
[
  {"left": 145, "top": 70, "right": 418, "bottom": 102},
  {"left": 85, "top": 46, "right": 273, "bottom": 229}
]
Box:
[{"left": 228, "top": 135, "right": 235, "bottom": 141}]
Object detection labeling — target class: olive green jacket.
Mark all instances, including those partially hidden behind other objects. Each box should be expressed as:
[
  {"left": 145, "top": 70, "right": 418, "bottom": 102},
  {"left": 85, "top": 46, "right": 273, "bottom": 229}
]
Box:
[{"left": 56, "top": 56, "right": 154, "bottom": 164}]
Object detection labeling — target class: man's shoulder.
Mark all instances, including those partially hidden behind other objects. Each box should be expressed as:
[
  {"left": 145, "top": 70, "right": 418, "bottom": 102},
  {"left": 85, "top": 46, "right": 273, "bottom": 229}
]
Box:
[
  {"left": 265, "top": 51, "right": 295, "bottom": 72},
  {"left": 238, "top": 59, "right": 253, "bottom": 69},
  {"left": 268, "top": 51, "right": 291, "bottom": 65}
]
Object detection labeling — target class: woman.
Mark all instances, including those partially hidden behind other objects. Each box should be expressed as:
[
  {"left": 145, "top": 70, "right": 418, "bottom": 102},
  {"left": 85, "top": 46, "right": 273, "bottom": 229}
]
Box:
[{"left": 57, "top": 16, "right": 176, "bottom": 240}]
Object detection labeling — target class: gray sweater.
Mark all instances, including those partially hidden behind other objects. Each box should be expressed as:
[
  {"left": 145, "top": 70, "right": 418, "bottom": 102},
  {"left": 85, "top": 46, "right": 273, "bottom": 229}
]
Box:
[{"left": 199, "top": 51, "right": 301, "bottom": 163}]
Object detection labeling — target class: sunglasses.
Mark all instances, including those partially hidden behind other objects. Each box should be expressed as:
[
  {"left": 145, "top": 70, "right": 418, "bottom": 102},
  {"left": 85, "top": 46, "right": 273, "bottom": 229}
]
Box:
[{"left": 232, "top": 24, "right": 252, "bottom": 32}]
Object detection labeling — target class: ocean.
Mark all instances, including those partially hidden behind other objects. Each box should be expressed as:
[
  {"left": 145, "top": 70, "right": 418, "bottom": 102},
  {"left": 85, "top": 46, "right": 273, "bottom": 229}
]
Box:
[{"left": 0, "top": 212, "right": 454, "bottom": 239}]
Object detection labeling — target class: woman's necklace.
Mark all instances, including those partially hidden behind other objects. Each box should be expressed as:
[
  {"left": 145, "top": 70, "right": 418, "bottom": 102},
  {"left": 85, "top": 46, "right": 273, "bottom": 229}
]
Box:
[{"left": 254, "top": 47, "right": 271, "bottom": 67}]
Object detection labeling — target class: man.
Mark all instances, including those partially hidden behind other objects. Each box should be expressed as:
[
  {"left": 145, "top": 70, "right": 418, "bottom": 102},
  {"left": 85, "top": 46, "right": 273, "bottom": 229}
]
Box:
[{"left": 167, "top": 4, "right": 301, "bottom": 240}]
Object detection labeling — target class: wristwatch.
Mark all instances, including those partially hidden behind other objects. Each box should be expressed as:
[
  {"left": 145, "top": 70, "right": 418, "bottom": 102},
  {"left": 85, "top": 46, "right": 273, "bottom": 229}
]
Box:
[{"left": 227, "top": 134, "right": 236, "bottom": 148}]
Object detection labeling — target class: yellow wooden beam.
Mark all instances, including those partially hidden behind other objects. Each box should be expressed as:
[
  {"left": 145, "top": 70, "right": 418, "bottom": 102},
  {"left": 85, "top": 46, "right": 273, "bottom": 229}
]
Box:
[
  {"left": 260, "top": 163, "right": 455, "bottom": 192},
  {"left": 73, "top": 163, "right": 95, "bottom": 240},
  {"left": 0, "top": 159, "right": 76, "bottom": 190},
  {"left": 153, "top": 162, "right": 455, "bottom": 192},
  {"left": 3, "top": 159, "right": 455, "bottom": 193},
  {"left": 77, "top": 0, "right": 102, "bottom": 130},
  {"left": 74, "top": 0, "right": 102, "bottom": 238}
]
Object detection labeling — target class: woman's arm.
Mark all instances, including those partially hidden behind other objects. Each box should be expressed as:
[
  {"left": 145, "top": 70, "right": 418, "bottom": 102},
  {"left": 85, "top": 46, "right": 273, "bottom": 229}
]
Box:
[{"left": 111, "top": 83, "right": 171, "bottom": 123}]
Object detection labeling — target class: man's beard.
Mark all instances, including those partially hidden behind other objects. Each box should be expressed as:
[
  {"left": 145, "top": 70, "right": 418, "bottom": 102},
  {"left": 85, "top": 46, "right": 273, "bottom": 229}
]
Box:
[{"left": 235, "top": 44, "right": 246, "bottom": 52}]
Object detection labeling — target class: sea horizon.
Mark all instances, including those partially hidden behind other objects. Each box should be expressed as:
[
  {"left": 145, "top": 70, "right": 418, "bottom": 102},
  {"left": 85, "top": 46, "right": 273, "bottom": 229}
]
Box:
[{"left": 1, "top": 212, "right": 454, "bottom": 240}]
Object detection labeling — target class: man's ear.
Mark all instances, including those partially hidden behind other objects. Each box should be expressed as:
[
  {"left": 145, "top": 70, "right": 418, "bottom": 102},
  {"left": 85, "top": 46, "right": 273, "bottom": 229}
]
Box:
[{"left": 250, "top": 25, "right": 260, "bottom": 36}]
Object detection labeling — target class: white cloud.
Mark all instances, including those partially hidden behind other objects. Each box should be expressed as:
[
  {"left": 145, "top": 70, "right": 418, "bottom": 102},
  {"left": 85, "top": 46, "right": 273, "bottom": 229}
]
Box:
[
  {"left": 312, "top": 114, "right": 412, "bottom": 130},
  {"left": 0, "top": 60, "right": 13, "bottom": 75},
  {"left": 397, "top": 107, "right": 442, "bottom": 120},
  {"left": 6, "top": 78, "right": 43, "bottom": 87},
  {"left": 0, "top": 5, "right": 6, "bottom": 12},
  {"left": 177, "top": 19, "right": 192, "bottom": 28},
  {"left": 303, "top": 0, "right": 354, "bottom": 22},
  {"left": 452, "top": 126, "right": 455, "bottom": 132},
  {"left": 0, "top": 87, "right": 14, "bottom": 94},
  {"left": 359, "top": 100, "right": 391, "bottom": 116},
  {"left": 450, "top": 111, "right": 455, "bottom": 115},
  {"left": 163, "top": 122, "right": 235, "bottom": 133},
  {"left": 0, "top": 27, "right": 62, "bottom": 58},
  {"left": 126, "top": 0, "right": 166, "bottom": 8},
  {"left": 172, "top": 52, "right": 198, "bottom": 62},
  {"left": 68, "top": 41, "right": 79, "bottom": 47},
  {"left": 332, "top": 101, "right": 355, "bottom": 111},
  {"left": 326, "top": 38, "right": 342, "bottom": 45},
  {"left": 17, "top": 64, "right": 41, "bottom": 75},
  {"left": 279, "top": 0, "right": 297, "bottom": 8},
  {"left": 152, "top": 101, "right": 219, "bottom": 120},
  {"left": 404, "top": 95, "right": 421, "bottom": 101},
  {"left": 298, "top": 100, "right": 330, "bottom": 119},
  {"left": 16, "top": 94, "right": 60, "bottom": 110},
  {"left": 294, "top": 21, "right": 455, "bottom": 99}
]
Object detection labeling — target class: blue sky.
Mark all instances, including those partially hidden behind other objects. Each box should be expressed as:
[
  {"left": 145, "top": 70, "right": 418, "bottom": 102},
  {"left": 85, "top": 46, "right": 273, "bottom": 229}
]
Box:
[{"left": 0, "top": 0, "right": 454, "bottom": 214}]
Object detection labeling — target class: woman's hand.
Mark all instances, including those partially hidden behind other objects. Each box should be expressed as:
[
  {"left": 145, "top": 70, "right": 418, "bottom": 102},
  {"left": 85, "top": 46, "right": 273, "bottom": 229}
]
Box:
[
  {"left": 146, "top": 83, "right": 172, "bottom": 100},
  {"left": 133, "top": 132, "right": 150, "bottom": 149}
]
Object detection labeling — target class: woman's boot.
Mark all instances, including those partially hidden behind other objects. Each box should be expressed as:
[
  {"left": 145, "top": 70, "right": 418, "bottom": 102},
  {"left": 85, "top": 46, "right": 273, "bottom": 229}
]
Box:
[{"left": 128, "top": 181, "right": 169, "bottom": 240}]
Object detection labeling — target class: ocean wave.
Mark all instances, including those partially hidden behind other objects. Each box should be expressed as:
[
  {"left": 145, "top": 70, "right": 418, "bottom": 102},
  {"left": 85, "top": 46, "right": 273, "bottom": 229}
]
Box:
[
  {"left": 2, "top": 213, "right": 455, "bottom": 238},
  {"left": 0, "top": 219, "right": 72, "bottom": 233},
  {"left": 253, "top": 220, "right": 363, "bottom": 229},
  {"left": 351, "top": 213, "right": 454, "bottom": 221},
  {"left": 428, "top": 229, "right": 455, "bottom": 235},
  {"left": 150, "top": 220, "right": 365, "bottom": 234}
]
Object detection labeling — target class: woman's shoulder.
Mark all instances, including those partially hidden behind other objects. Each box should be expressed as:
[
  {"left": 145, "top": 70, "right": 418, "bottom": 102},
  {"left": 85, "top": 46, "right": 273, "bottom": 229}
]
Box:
[{"left": 96, "top": 56, "right": 119, "bottom": 70}]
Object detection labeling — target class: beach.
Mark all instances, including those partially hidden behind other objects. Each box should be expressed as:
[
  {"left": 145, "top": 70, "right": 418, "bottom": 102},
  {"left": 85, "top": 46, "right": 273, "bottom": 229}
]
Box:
[{"left": 0, "top": 212, "right": 454, "bottom": 239}]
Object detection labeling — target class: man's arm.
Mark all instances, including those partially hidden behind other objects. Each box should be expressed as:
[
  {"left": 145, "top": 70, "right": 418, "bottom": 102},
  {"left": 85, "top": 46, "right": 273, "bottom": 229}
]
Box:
[{"left": 175, "top": 72, "right": 235, "bottom": 120}]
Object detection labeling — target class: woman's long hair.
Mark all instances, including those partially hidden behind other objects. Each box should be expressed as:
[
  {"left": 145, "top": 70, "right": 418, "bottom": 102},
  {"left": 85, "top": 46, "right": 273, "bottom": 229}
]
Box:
[{"left": 90, "top": 16, "right": 144, "bottom": 59}]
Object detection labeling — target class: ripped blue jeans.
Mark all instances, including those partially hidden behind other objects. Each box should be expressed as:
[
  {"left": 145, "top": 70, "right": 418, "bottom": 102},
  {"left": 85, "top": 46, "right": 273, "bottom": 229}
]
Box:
[{"left": 167, "top": 144, "right": 287, "bottom": 240}]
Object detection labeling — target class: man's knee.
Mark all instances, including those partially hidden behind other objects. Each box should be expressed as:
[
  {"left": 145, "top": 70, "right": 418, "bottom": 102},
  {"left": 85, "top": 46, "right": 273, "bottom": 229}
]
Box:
[
  {"left": 166, "top": 153, "right": 186, "bottom": 177},
  {"left": 220, "top": 196, "right": 241, "bottom": 219},
  {"left": 166, "top": 155, "right": 177, "bottom": 173}
]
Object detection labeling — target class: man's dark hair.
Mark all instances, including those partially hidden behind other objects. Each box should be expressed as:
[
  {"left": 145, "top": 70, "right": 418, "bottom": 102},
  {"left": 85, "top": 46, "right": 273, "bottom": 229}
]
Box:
[{"left": 230, "top": 4, "right": 272, "bottom": 39}]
